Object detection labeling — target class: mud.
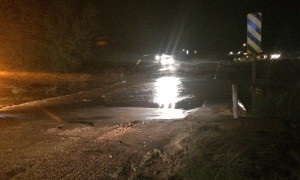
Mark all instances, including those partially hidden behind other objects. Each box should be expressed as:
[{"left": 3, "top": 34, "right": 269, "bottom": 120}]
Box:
[{"left": 0, "top": 104, "right": 230, "bottom": 179}]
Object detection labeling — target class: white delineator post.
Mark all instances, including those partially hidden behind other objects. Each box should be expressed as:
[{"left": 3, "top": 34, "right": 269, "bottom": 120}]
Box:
[{"left": 232, "top": 84, "right": 238, "bottom": 119}]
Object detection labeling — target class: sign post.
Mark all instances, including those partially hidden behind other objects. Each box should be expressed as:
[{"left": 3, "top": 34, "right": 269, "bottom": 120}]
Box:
[
  {"left": 232, "top": 84, "right": 238, "bottom": 119},
  {"left": 247, "top": 12, "right": 262, "bottom": 113}
]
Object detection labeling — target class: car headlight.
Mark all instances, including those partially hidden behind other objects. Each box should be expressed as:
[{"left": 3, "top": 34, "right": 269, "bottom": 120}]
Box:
[
  {"left": 270, "top": 54, "right": 281, "bottom": 59},
  {"left": 167, "top": 58, "right": 174, "bottom": 65},
  {"left": 155, "top": 55, "right": 160, "bottom": 60},
  {"left": 161, "top": 58, "right": 168, "bottom": 65}
]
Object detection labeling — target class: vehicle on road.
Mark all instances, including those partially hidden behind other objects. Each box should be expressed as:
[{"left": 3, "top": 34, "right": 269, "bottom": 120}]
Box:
[
  {"left": 155, "top": 54, "right": 175, "bottom": 66},
  {"left": 136, "top": 54, "right": 176, "bottom": 69}
]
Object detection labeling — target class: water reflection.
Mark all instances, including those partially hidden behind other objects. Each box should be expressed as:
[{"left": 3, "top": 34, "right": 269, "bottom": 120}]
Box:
[
  {"left": 154, "top": 76, "right": 181, "bottom": 109},
  {"left": 159, "top": 65, "right": 176, "bottom": 72}
]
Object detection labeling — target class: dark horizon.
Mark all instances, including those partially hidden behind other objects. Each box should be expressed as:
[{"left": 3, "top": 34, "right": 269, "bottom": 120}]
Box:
[
  {"left": 1, "top": 0, "right": 299, "bottom": 71},
  {"left": 96, "top": 0, "right": 299, "bottom": 55}
]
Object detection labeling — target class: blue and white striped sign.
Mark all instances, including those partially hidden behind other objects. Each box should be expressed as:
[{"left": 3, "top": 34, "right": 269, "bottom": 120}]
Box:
[{"left": 247, "top": 13, "right": 262, "bottom": 54}]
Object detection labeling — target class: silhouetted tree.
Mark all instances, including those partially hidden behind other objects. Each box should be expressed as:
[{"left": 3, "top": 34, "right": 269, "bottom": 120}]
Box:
[{"left": 0, "top": 0, "right": 101, "bottom": 72}]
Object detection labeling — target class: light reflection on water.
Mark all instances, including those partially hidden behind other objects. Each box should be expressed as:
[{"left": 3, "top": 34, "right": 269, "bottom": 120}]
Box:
[
  {"left": 159, "top": 65, "right": 176, "bottom": 72},
  {"left": 154, "top": 76, "right": 181, "bottom": 109}
]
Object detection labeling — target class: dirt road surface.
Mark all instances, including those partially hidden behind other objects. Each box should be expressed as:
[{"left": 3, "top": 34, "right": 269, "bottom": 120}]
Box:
[{"left": 0, "top": 98, "right": 229, "bottom": 179}]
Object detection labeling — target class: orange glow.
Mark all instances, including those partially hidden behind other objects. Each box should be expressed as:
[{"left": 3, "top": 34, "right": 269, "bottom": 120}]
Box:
[{"left": 96, "top": 40, "right": 108, "bottom": 46}]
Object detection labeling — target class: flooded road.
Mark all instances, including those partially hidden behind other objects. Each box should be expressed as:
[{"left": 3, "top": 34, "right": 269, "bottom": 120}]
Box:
[
  {"left": 1, "top": 64, "right": 231, "bottom": 124},
  {"left": 102, "top": 65, "right": 231, "bottom": 110},
  {"left": 0, "top": 63, "right": 233, "bottom": 179}
]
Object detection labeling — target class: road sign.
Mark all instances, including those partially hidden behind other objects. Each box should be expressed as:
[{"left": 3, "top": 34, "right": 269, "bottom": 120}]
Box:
[{"left": 247, "top": 13, "right": 262, "bottom": 54}]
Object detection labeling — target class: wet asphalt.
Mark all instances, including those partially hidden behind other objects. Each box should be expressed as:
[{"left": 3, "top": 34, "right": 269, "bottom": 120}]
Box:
[
  {"left": 113, "top": 64, "right": 232, "bottom": 110},
  {"left": 0, "top": 62, "right": 232, "bottom": 125}
]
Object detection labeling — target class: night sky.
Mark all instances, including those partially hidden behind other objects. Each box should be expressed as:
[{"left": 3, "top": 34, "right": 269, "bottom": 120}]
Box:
[{"left": 97, "top": 0, "right": 299, "bottom": 55}]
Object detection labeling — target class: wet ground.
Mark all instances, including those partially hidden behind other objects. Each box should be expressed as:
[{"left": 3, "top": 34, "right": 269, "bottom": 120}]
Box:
[{"left": 0, "top": 62, "right": 233, "bottom": 179}]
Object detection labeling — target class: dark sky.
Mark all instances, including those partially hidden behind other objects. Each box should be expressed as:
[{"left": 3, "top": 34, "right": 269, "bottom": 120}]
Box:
[{"left": 97, "top": 0, "right": 299, "bottom": 54}]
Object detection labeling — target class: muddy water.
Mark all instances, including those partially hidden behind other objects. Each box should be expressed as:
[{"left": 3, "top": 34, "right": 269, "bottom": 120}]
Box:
[
  {"left": 104, "top": 74, "right": 231, "bottom": 111},
  {"left": 0, "top": 64, "right": 232, "bottom": 125}
]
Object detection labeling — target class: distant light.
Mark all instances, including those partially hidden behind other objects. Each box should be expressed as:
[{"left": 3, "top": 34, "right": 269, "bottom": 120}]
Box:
[
  {"left": 161, "top": 58, "right": 168, "bottom": 65},
  {"left": 160, "top": 55, "right": 174, "bottom": 65},
  {"left": 243, "top": 52, "right": 247, "bottom": 56},
  {"left": 237, "top": 51, "right": 241, "bottom": 55},
  {"left": 186, "top": 50, "right": 189, "bottom": 55},
  {"left": 229, "top": 51, "right": 234, "bottom": 55},
  {"left": 155, "top": 55, "right": 160, "bottom": 60},
  {"left": 243, "top": 43, "right": 247, "bottom": 47},
  {"left": 168, "top": 57, "right": 174, "bottom": 65},
  {"left": 270, "top": 54, "right": 281, "bottom": 59},
  {"left": 182, "top": 49, "right": 185, "bottom": 52},
  {"left": 194, "top": 50, "right": 197, "bottom": 54},
  {"left": 96, "top": 40, "right": 108, "bottom": 46}
]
